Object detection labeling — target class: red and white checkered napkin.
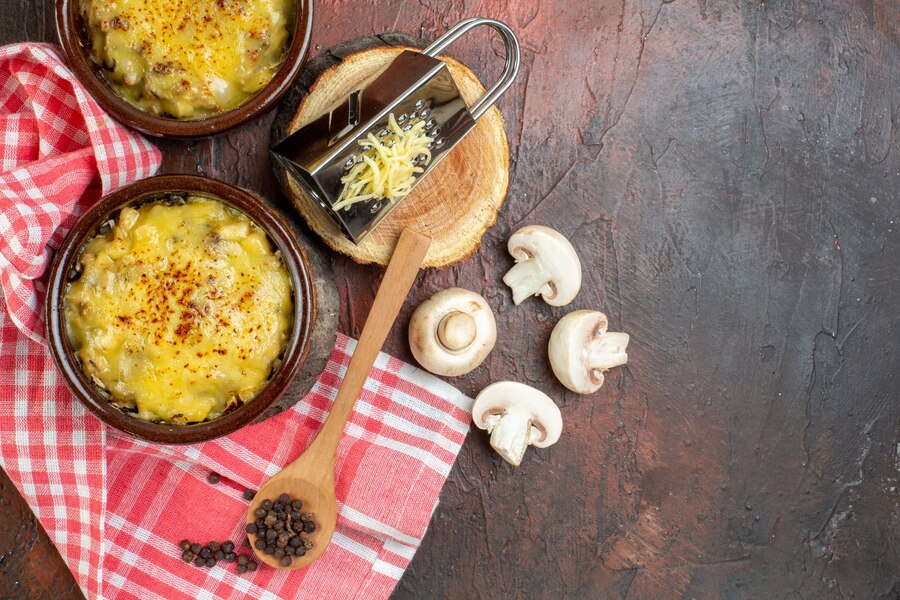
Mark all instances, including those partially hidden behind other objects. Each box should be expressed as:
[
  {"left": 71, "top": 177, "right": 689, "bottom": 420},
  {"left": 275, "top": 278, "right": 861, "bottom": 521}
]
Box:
[
  {"left": 0, "top": 316, "right": 472, "bottom": 599},
  {"left": 0, "top": 42, "right": 161, "bottom": 344}
]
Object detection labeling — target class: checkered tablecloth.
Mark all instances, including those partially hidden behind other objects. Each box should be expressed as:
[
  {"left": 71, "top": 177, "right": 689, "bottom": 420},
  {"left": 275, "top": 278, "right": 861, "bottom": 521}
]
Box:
[{"left": 0, "top": 42, "right": 474, "bottom": 599}]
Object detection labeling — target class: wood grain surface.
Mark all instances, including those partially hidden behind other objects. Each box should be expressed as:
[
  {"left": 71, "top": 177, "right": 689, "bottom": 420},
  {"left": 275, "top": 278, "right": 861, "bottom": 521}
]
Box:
[
  {"left": 272, "top": 41, "right": 510, "bottom": 267},
  {"left": 1, "top": 1, "right": 898, "bottom": 599}
]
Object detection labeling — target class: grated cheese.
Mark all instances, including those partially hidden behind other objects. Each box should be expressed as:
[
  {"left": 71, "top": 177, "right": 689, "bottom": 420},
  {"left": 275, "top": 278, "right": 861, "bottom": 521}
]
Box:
[{"left": 333, "top": 113, "right": 434, "bottom": 212}]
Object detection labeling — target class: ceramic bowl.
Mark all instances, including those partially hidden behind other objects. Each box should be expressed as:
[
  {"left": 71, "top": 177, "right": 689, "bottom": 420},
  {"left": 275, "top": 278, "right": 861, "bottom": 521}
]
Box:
[
  {"left": 46, "top": 175, "right": 316, "bottom": 443},
  {"left": 55, "top": 0, "right": 313, "bottom": 137}
]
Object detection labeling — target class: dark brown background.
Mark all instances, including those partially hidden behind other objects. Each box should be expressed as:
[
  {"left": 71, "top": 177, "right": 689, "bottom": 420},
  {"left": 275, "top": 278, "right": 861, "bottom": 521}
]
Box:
[{"left": 1, "top": 0, "right": 898, "bottom": 598}]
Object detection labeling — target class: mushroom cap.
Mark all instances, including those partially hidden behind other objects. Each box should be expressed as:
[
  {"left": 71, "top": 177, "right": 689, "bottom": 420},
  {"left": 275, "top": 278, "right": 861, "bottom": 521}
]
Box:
[
  {"left": 507, "top": 225, "right": 582, "bottom": 306},
  {"left": 472, "top": 381, "right": 563, "bottom": 448},
  {"left": 548, "top": 310, "right": 629, "bottom": 394},
  {"left": 408, "top": 288, "right": 497, "bottom": 377}
]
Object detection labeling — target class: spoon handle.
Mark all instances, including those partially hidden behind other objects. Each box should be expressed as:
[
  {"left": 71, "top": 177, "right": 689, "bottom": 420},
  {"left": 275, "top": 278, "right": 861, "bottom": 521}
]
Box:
[{"left": 306, "top": 228, "right": 432, "bottom": 466}]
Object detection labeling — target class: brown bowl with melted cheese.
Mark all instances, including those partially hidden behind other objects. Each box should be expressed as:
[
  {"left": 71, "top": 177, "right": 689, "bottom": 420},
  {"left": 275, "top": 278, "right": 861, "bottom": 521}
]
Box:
[
  {"left": 56, "top": 0, "right": 313, "bottom": 137},
  {"left": 46, "top": 175, "right": 316, "bottom": 443}
]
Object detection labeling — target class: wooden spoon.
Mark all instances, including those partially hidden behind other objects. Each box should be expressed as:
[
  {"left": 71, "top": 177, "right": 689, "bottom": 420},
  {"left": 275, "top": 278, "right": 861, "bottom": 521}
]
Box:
[{"left": 246, "top": 228, "right": 431, "bottom": 569}]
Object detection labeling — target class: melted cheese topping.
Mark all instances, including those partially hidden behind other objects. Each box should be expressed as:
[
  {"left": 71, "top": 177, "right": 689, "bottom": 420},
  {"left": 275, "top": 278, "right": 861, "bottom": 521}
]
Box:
[
  {"left": 65, "top": 197, "right": 293, "bottom": 424},
  {"left": 80, "top": 0, "right": 293, "bottom": 118}
]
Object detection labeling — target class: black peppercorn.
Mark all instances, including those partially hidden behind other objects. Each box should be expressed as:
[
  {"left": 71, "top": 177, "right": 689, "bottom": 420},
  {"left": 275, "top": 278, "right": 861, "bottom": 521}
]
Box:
[
  {"left": 281, "top": 555, "right": 292, "bottom": 567},
  {"left": 206, "top": 557, "right": 216, "bottom": 568},
  {"left": 273, "top": 520, "right": 285, "bottom": 531},
  {"left": 247, "top": 561, "right": 258, "bottom": 572},
  {"left": 245, "top": 523, "right": 257, "bottom": 535},
  {"left": 290, "top": 511, "right": 302, "bottom": 522},
  {"left": 244, "top": 489, "right": 256, "bottom": 501},
  {"left": 243, "top": 537, "right": 251, "bottom": 548},
  {"left": 289, "top": 535, "right": 302, "bottom": 548},
  {"left": 199, "top": 547, "right": 212, "bottom": 559},
  {"left": 254, "top": 539, "right": 266, "bottom": 550},
  {"left": 273, "top": 548, "right": 285, "bottom": 559},
  {"left": 214, "top": 550, "right": 224, "bottom": 560},
  {"left": 237, "top": 555, "right": 249, "bottom": 566},
  {"left": 190, "top": 542, "right": 202, "bottom": 554},
  {"left": 225, "top": 553, "right": 236, "bottom": 563},
  {"left": 260, "top": 499, "right": 272, "bottom": 510},
  {"left": 264, "top": 545, "right": 275, "bottom": 555},
  {"left": 295, "top": 546, "right": 307, "bottom": 557},
  {"left": 254, "top": 507, "right": 266, "bottom": 519},
  {"left": 266, "top": 529, "right": 277, "bottom": 541},
  {"left": 236, "top": 564, "right": 247, "bottom": 574},
  {"left": 207, "top": 471, "right": 220, "bottom": 485},
  {"left": 222, "top": 541, "right": 234, "bottom": 553},
  {"left": 179, "top": 539, "right": 191, "bottom": 551},
  {"left": 208, "top": 541, "right": 219, "bottom": 552},
  {"left": 181, "top": 550, "right": 194, "bottom": 562},
  {"left": 278, "top": 493, "right": 290, "bottom": 504},
  {"left": 194, "top": 556, "right": 205, "bottom": 567},
  {"left": 291, "top": 499, "right": 302, "bottom": 512},
  {"left": 303, "top": 521, "right": 316, "bottom": 533}
]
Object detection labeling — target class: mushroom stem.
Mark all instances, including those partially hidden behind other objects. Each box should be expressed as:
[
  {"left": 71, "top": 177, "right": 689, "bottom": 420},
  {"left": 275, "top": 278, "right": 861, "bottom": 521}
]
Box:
[
  {"left": 502, "top": 259, "right": 552, "bottom": 305},
  {"left": 437, "top": 311, "right": 477, "bottom": 352},
  {"left": 588, "top": 332, "right": 630, "bottom": 370},
  {"left": 487, "top": 410, "right": 534, "bottom": 466}
]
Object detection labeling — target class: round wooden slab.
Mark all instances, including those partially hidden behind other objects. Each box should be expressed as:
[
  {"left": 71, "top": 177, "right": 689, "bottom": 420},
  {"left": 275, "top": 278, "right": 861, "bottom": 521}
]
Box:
[{"left": 271, "top": 36, "right": 510, "bottom": 268}]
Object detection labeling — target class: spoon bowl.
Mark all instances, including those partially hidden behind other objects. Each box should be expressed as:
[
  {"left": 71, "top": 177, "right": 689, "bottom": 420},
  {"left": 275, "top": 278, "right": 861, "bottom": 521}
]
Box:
[{"left": 246, "top": 457, "right": 336, "bottom": 569}]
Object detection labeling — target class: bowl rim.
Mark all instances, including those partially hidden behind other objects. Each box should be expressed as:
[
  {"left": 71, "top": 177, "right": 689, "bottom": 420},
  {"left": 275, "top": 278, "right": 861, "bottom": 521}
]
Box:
[
  {"left": 55, "top": 0, "right": 313, "bottom": 138},
  {"left": 45, "top": 174, "right": 316, "bottom": 444}
]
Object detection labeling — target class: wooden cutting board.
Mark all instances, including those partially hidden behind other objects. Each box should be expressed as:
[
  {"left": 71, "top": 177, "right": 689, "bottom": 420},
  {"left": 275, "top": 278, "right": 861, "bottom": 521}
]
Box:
[{"left": 271, "top": 34, "right": 510, "bottom": 268}]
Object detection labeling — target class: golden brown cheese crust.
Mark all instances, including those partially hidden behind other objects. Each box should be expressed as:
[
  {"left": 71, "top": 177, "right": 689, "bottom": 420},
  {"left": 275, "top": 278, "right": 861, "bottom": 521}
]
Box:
[
  {"left": 65, "top": 197, "right": 293, "bottom": 424},
  {"left": 80, "top": 0, "right": 293, "bottom": 118}
]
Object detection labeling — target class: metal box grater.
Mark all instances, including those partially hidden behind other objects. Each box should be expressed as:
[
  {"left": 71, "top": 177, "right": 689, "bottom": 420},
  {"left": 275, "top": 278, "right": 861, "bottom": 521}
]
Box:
[{"left": 270, "top": 18, "right": 520, "bottom": 244}]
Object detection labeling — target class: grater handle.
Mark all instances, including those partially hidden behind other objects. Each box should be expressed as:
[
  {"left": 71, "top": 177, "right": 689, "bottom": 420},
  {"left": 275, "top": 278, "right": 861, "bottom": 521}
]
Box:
[{"left": 422, "top": 18, "right": 521, "bottom": 121}]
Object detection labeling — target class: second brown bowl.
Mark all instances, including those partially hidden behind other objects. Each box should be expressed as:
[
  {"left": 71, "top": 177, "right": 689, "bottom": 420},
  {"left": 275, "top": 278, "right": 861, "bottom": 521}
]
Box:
[
  {"left": 55, "top": 0, "right": 313, "bottom": 137},
  {"left": 46, "top": 175, "right": 316, "bottom": 444}
]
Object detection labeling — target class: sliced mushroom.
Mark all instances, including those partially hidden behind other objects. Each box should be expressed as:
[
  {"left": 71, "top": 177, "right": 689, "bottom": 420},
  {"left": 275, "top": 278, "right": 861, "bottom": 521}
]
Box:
[
  {"left": 502, "top": 225, "right": 581, "bottom": 306},
  {"left": 408, "top": 288, "right": 497, "bottom": 377},
  {"left": 548, "top": 310, "right": 629, "bottom": 394},
  {"left": 471, "top": 381, "right": 563, "bottom": 466}
]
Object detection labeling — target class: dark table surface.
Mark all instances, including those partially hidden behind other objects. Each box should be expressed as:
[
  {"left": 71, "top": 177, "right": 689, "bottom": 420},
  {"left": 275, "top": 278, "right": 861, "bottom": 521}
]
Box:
[{"left": 1, "top": 0, "right": 898, "bottom": 598}]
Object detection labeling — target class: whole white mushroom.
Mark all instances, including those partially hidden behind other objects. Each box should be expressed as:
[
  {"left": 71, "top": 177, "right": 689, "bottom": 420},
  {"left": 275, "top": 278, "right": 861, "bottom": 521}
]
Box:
[
  {"left": 502, "top": 225, "right": 581, "bottom": 306},
  {"left": 408, "top": 288, "right": 497, "bottom": 377},
  {"left": 471, "top": 381, "right": 563, "bottom": 466},
  {"left": 548, "top": 310, "right": 629, "bottom": 394}
]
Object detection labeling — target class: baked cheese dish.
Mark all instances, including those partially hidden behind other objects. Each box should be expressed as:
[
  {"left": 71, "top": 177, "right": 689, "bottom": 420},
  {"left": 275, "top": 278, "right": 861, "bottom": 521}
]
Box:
[
  {"left": 65, "top": 196, "right": 293, "bottom": 424},
  {"left": 80, "top": 0, "right": 293, "bottom": 118}
]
